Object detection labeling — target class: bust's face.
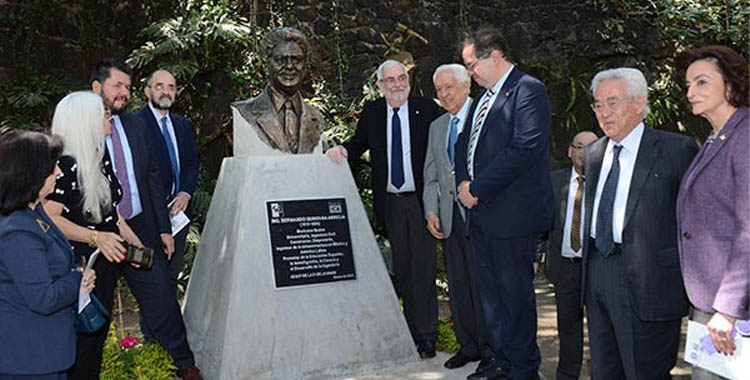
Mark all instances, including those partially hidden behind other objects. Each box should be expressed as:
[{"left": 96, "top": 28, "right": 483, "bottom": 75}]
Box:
[{"left": 269, "top": 41, "right": 306, "bottom": 96}]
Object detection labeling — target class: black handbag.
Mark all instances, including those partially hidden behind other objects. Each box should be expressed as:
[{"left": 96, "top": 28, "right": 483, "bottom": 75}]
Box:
[{"left": 75, "top": 293, "right": 110, "bottom": 334}]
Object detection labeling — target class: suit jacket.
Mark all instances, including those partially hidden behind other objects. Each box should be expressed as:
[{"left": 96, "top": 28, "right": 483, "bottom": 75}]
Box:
[
  {"left": 0, "top": 205, "right": 81, "bottom": 375},
  {"left": 134, "top": 107, "right": 200, "bottom": 217},
  {"left": 344, "top": 96, "right": 441, "bottom": 230},
  {"left": 118, "top": 113, "right": 171, "bottom": 249},
  {"left": 454, "top": 67, "right": 554, "bottom": 238},
  {"left": 545, "top": 166, "right": 574, "bottom": 285},
  {"left": 677, "top": 107, "right": 749, "bottom": 320},
  {"left": 233, "top": 89, "right": 324, "bottom": 154},
  {"left": 581, "top": 126, "right": 698, "bottom": 321}
]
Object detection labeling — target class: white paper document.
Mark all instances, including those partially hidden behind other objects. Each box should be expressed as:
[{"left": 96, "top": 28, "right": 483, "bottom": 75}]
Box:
[
  {"left": 170, "top": 211, "right": 190, "bottom": 236},
  {"left": 684, "top": 320, "right": 750, "bottom": 380},
  {"left": 77, "top": 249, "right": 100, "bottom": 313}
]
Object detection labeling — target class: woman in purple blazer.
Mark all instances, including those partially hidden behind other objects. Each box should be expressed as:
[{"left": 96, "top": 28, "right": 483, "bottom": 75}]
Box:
[{"left": 676, "top": 45, "right": 749, "bottom": 370}]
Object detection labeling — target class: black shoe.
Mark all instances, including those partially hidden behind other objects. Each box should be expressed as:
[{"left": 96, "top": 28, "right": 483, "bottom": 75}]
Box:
[
  {"left": 444, "top": 352, "right": 480, "bottom": 369},
  {"left": 467, "top": 358, "right": 507, "bottom": 380},
  {"left": 417, "top": 339, "right": 436, "bottom": 359}
]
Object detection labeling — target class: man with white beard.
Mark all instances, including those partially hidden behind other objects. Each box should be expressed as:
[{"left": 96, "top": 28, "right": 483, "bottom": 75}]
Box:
[
  {"left": 326, "top": 59, "right": 442, "bottom": 358},
  {"left": 134, "top": 69, "right": 199, "bottom": 299}
]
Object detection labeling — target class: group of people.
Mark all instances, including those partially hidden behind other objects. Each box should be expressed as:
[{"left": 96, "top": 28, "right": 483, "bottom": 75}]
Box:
[
  {"left": 0, "top": 62, "right": 202, "bottom": 379},
  {"left": 325, "top": 28, "right": 748, "bottom": 380},
  {"left": 0, "top": 23, "right": 747, "bottom": 380}
]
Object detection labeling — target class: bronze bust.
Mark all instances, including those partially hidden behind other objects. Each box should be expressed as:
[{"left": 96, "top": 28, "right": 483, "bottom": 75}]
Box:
[{"left": 232, "top": 27, "right": 324, "bottom": 155}]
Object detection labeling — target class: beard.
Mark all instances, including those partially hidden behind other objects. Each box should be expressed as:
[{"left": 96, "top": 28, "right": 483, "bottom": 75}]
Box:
[
  {"left": 385, "top": 87, "right": 410, "bottom": 103},
  {"left": 151, "top": 95, "right": 174, "bottom": 110}
]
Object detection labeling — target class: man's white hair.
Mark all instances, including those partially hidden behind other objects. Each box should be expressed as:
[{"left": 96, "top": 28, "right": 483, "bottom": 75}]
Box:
[
  {"left": 51, "top": 91, "right": 112, "bottom": 223},
  {"left": 432, "top": 64, "right": 471, "bottom": 85},
  {"left": 376, "top": 60, "right": 409, "bottom": 81},
  {"left": 591, "top": 67, "right": 650, "bottom": 118}
]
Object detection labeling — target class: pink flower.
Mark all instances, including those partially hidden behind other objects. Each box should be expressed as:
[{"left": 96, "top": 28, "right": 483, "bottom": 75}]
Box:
[{"left": 119, "top": 336, "right": 140, "bottom": 349}]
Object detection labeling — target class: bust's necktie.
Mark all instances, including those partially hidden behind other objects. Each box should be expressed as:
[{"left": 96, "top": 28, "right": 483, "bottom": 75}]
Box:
[
  {"left": 447, "top": 116, "right": 459, "bottom": 165},
  {"left": 570, "top": 175, "right": 584, "bottom": 252},
  {"left": 391, "top": 107, "right": 405, "bottom": 190},
  {"left": 161, "top": 116, "right": 180, "bottom": 195},
  {"left": 595, "top": 144, "right": 623, "bottom": 257},
  {"left": 110, "top": 119, "right": 133, "bottom": 219},
  {"left": 283, "top": 100, "right": 299, "bottom": 152}
]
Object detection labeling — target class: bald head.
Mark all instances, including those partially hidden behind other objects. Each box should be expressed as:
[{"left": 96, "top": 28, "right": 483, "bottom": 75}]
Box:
[
  {"left": 568, "top": 131, "right": 598, "bottom": 174},
  {"left": 145, "top": 69, "right": 177, "bottom": 114}
]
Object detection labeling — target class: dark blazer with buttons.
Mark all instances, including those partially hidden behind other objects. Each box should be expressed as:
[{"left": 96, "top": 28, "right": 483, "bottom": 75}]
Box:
[
  {"left": 0, "top": 205, "right": 82, "bottom": 375},
  {"left": 134, "top": 107, "right": 200, "bottom": 218},
  {"left": 343, "top": 96, "right": 441, "bottom": 231},
  {"left": 581, "top": 126, "right": 698, "bottom": 321},
  {"left": 545, "top": 166, "right": 574, "bottom": 285},
  {"left": 454, "top": 67, "right": 554, "bottom": 239}
]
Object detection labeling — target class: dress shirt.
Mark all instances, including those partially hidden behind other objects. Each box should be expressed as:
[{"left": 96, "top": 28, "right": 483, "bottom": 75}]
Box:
[
  {"left": 590, "top": 122, "right": 645, "bottom": 243},
  {"left": 149, "top": 104, "right": 181, "bottom": 194},
  {"left": 445, "top": 97, "right": 472, "bottom": 150},
  {"left": 562, "top": 169, "right": 585, "bottom": 258},
  {"left": 106, "top": 115, "right": 143, "bottom": 218},
  {"left": 469, "top": 65, "right": 514, "bottom": 179},
  {"left": 386, "top": 102, "right": 416, "bottom": 193}
]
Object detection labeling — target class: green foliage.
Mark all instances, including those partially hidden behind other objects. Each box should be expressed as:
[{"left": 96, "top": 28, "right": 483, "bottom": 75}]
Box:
[
  {"left": 101, "top": 326, "right": 177, "bottom": 380},
  {"left": 0, "top": 75, "right": 79, "bottom": 130},
  {"left": 436, "top": 318, "right": 460, "bottom": 354}
]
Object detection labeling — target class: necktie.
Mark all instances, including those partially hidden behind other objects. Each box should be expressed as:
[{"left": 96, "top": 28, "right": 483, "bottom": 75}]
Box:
[
  {"left": 161, "top": 116, "right": 180, "bottom": 195},
  {"left": 447, "top": 116, "right": 459, "bottom": 165},
  {"left": 570, "top": 175, "right": 584, "bottom": 252},
  {"left": 110, "top": 119, "right": 133, "bottom": 219},
  {"left": 391, "top": 107, "right": 405, "bottom": 190},
  {"left": 283, "top": 100, "right": 299, "bottom": 152},
  {"left": 595, "top": 144, "right": 623, "bottom": 257},
  {"left": 466, "top": 88, "right": 496, "bottom": 177}
]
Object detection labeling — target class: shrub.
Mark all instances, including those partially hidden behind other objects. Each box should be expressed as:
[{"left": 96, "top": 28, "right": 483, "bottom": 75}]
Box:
[{"left": 100, "top": 326, "right": 177, "bottom": 380}]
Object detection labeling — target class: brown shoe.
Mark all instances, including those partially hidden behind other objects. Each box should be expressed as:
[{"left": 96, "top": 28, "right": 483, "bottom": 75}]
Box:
[{"left": 180, "top": 365, "right": 203, "bottom": 380}]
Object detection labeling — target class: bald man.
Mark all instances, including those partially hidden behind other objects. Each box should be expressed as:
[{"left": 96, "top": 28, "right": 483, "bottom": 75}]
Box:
[{"left": 543, "top": 131, "right": 598, "bottom": 380}]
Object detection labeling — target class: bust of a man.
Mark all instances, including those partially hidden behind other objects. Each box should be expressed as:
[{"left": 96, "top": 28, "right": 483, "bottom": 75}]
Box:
[{"left": 232, "top": 27, "right": 324, "bottom": 155}]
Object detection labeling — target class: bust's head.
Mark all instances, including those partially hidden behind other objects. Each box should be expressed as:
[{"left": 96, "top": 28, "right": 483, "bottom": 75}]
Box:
[{"left": 261, "top": 27, "right": 310, "bottom": 97}]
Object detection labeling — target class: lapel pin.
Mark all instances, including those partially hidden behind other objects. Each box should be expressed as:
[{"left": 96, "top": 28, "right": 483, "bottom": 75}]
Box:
[
  {"left": 415, "top": 110, "right": 420, "bottom": 115},
  {"left": 719, "top": 135, "right": 726, "bottom": 140},
  {"left": 505, "top": 91, "right": 512, "bottom": 97},
  {"left": 36, "top": 219, "right": 50, "bottom": 233}
]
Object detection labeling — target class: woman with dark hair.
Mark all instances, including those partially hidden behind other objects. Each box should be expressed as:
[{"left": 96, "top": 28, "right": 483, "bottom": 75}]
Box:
[
  {"left": 676, "top": 45, "right": 749, "bottom": 378},
  {"left": 0, "top": 128, "right": 96, "bottom": 379},
  {"left": 43, "top": 91, "right": 144, "bottom": 379}
]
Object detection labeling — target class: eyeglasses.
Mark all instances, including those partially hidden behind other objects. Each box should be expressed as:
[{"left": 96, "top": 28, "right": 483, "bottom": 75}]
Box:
[
  {"left": 380, "top": 74, "right": 408, "bottom": 85},
  {"left": 570, "top": 144, "right": 585, "bottom": 150},
  {"left": 149, "top": 83, "right": 177, "bottom": 92},
  {"left": 590, "top": 97, "right": 632, "bottom": 113},
  {"left": 465, "top": 53, "right": 490, "bottom": 72}
]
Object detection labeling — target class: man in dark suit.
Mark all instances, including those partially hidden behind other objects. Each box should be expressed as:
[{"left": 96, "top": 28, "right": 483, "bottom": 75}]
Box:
[
  {"left": 543, "top": 131, "right": 597, "bottom": 380},
  {"left": 423, "top": 64, "right": 491, "bottom": 370},
  {"left": 582, "top": 67, "right": 697, "bottom": 379},
  {"left": 89, "top": 59, "right": 202, "bottom": 380},
  {"left": 456, "top": 26, "right": 554, "bottom": 380},
  {"left": 326, "top": 59, "right": 441, "bottom": 358},
  {"left": 135, "top": 69, "right": 200, "bottom": 287}
]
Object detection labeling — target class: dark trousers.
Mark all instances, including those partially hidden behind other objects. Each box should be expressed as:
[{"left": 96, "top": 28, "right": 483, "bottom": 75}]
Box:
[
  {"left": 69, "top": 217, "right": 195, "bottom": 379},
  {"left": 586, "top": 245, "right": 681, "bottom": 380},
  {"left": 384, "top": 192, "right": 438, "bottom": 342},
  {"left": 552, "top": 257, "right": 583, "bottom": 380},
  {"left": 443, "top": 203, "right": 490, "bottom": 358},
  {"left": 471, "top": 229, "right": 540, "bottom": 380}
]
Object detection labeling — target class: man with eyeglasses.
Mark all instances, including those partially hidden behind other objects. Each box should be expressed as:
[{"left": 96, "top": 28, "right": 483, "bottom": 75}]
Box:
[
  {"left": 540, "top": 131, "right": 597, "bottom": 380},
  {"left": 134, "top": 68, "right": 199, "bottom": 306},
  {"left": 581, "top": 68, "right": 697, "bottom": 379},
  {"left": 456, "top": 25, "right": 554, "bottom": 380},
  {"left": 326, "top": 59, "right": 441, "bottom": 359}
]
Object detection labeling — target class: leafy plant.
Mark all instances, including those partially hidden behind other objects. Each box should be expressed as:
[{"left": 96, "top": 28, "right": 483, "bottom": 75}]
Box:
[{"left": 101, "top": 326, "right": 177, "bottom": 380}]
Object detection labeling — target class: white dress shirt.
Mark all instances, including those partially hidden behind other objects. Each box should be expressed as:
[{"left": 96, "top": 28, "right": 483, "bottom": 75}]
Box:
[
  {"left": 590, "top": 122, "right": 645, "bottom": 243},
  {"left": 105, "top": 115, "right": 143, "bottom": 218},
  {"left": 562, "top": 169, "right": 585, "bottom": 258},
  {"left": 469, "top": 65, "right": 514, "bottom": 179},
  {"left": 386, "top": 102, "right": 416, "bottom": 193}
]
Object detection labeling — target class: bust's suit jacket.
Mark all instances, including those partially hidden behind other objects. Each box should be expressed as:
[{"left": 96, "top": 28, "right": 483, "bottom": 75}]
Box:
[
  {"left": 581, "top": 126, "right": 698, "bottom": 321},
  {"left": 545, "top": 166, "right": 573, "bottom": 285},
  {"left": 422, "top": 99, "right": 472, "bottom": 238},
  {"left": 134, "top": 107, "right": 200, "bottom": 217},
  {"left": 119, "top": 113, "right": 171, "bottom": 249},
  {"left": 0, "top": 205, "right": 82, "bottom": 375},
  {"left": 677, "top": 107, "right": 749, "bottom": 320},
  {"left": 344, "top": 96, "right": 441, "bottom": 230},
  {"left": 454, "top": 67, "right": 554, "bottom": 238},
  {"left": 233, "top": 89, "right": 324, "bottom": 154}
]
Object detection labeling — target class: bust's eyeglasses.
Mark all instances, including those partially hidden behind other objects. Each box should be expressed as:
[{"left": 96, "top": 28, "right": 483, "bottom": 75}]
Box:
[
  {"left": 590, "top": 97, "right": 632, "bottom": 113},
  {"left": 150, "top": 84, "right": 177, "bottom": 92},
  {"left": 380, "top": 74, "right": 408, "bottom": 85}
]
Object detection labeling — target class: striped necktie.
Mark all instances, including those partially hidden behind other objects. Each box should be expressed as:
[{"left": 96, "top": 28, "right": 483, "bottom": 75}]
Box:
[{"left": 466, "top": 88, "right": 496, "bottom": 178}]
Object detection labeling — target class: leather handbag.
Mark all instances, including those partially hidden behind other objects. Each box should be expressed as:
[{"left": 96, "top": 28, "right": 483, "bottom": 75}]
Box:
[{"left": 75, "top": 293, "right": 110, "bottom": 334}]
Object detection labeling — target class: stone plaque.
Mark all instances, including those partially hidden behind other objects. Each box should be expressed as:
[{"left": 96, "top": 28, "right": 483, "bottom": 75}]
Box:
[{"left": 267, "top": 198, "right": 356, "bottom": 288}]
